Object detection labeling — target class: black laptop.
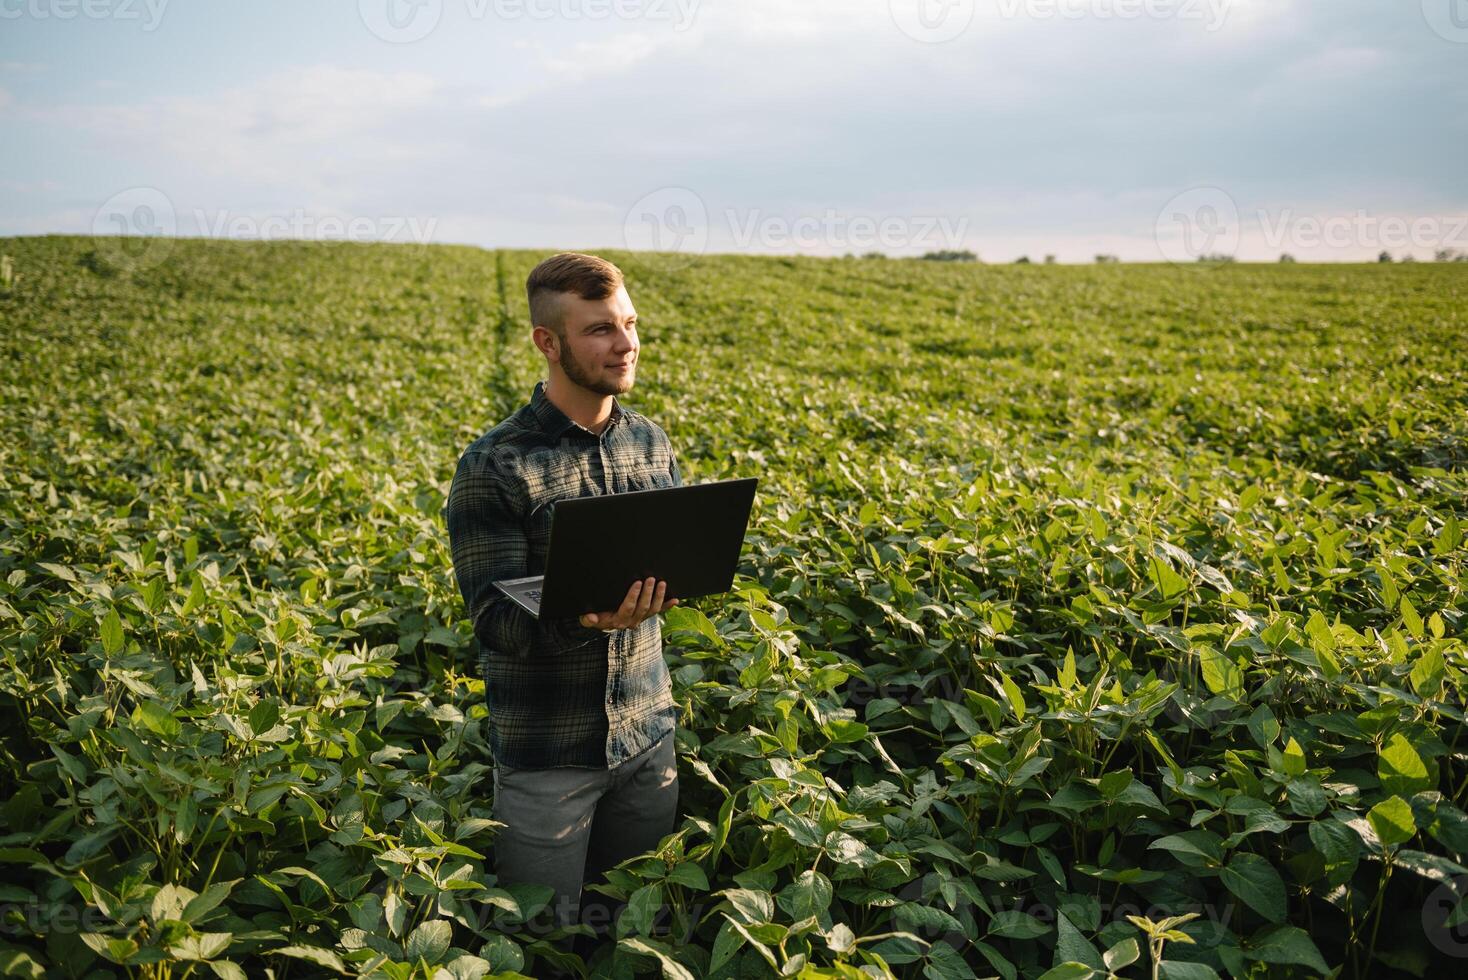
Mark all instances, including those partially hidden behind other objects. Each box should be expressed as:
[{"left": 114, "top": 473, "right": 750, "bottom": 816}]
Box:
[{"left": 493, "top": 477, "right": 758, "bottom": 619}]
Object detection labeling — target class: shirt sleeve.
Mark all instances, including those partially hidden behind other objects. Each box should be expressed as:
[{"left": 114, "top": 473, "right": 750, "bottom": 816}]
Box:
[
  {"left": 668, "top": 450, "right": 682, "bottom": 488},
  {"left": 445, "top": 448, "right": 603, "bottom": 659}
]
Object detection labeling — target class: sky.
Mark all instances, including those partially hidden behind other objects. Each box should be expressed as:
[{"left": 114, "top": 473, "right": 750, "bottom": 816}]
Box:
[{"left": 2, "top": 0, "right": 1466, "bottom": 262}]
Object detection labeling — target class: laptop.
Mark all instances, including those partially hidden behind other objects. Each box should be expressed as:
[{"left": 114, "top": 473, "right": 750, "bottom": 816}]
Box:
[{"left": 493, "top": 477, "right": 758, "bottom": 619}]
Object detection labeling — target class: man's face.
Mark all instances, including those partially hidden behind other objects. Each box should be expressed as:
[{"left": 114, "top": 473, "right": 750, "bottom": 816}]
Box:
[{"left": 549, "top": 285, "right": 639, "bottom": 396}]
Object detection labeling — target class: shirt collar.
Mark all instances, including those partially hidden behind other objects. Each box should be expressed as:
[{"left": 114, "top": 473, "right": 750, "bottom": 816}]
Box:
[{"left": 529, "top": 379, "right": 625, "bottom": 438}]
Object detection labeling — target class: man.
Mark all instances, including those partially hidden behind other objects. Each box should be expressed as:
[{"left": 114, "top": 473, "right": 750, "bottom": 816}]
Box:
[{"left": 444, "top": 251, "right": 683, "bottom": 949}]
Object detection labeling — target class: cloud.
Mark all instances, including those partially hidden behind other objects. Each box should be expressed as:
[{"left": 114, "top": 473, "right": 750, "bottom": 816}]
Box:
[
  {"left": 1, "top": 178, "right": 62, "bottom": 193},
  {"left": 27, "top": 66, "right": 444, "bottom": 197},
  {"left": 540, "top": 32, "right": 673, "bottom": 79},
  {"left": 1274, "top": 44, "right": 1388, "bottom": 83},
  {"left": 3, "top": 2, "right": 1462, "bottom": 259},
  {"left": 478, "top": 28, "right": 703, "bottom": 110}
]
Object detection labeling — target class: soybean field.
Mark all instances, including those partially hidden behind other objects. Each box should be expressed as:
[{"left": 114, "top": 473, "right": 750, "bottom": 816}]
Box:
[{"left": 1, "top": 235, "right": 1466, "bottom": 980}]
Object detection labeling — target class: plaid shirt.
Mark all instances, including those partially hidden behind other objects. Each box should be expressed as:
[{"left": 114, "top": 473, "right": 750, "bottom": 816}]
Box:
[{"left": 444, "top": 380, "right": 681, "bottom": 770}]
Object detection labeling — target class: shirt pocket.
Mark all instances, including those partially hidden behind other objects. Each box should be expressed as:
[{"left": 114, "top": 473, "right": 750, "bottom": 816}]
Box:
[{"left": 628, "top": 469, "right": 676, "bottom": 493}]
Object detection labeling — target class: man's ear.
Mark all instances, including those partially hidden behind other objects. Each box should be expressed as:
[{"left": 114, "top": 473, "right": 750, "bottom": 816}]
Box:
[{"left": 531, "top": 325, "right": 559, "bottom": 359}]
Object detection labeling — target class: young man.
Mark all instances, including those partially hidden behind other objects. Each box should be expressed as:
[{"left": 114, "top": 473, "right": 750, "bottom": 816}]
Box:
[{"left": 444, "top": 252, "right": 683, "bottom": 946}]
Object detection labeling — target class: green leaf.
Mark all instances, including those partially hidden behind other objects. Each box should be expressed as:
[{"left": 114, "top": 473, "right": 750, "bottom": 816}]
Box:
[
  {"left": 778, "top": 870, "right": 832, "bottom": 920},
  {"left": 988, "top": 909, "right": 1049, "bottom": 939},
  {"left": 182, "top": 880, "right": 236, "bottom": 922},
  {"left": 718, "top": 887, "right": 773, "bottom": 925},
  {"left": 927, "top": 939, "right": 978, "bottom": 979},
  {"left": 51, "top": 745, "right": 88, "bottom": 783},
  {"left": 181, "top": 575, "right": 206, "bottom": 616},
  {"left": 132, "top": 700, "right": 181, "bottom": 739},
  {"left": 1411, "top": 645, "right": 1445, "bottom": 696},
  {"left": 248, "top": 699, "right": 280, "bottom": 736},
  {"left": 617, "top": 882, "right": 663, "bottom": 938},
  {"left": 1379, "top": 732, "right": 1432, "bottom": 797},
  {"left": 1219, "top": 852, "right": 1286, "bottom": 923},
  {"left": 1198, "top": 645, "right": 1243, "bottom": 700},
  {"left": 1279, "top": 737, "right": 1306, "bottom": 777},
  {"left": 479, "top": 935, "right": 523, "bottom": 974},
  {"left": 1437, "top": 515, "right": 1464, "bottom": 555},
  {"left": 999, "top": 670, "right": 1026, "bottom": 722},
  {"left": 1393, "top": 848, "right": 1468, "bottom": 886},
  {"left": 1148, "top": 554, "right": 1189, "bottom": 600},
  {"left": 710, "top": 918, "right": 743, "bottom": 972},
  {"left": 1315, "top": 821, "right": 1356, "bottom": 886},
  {"left": 1368, "top": 795, "right": 1417, "bottom": 847},
  {"left": 1401, "top": 596, "right": 1424, "bottom": 639},
  {"left": 384, "top": 890, "right": 407, "bottom": 936},
  {"left": 1104, "top": 937, "right": 1140, "bottom": 971},
  {"left": 1098, "top": 769, "right": 1133, "bottom": 799},
  {"left": 0, "top": 945, "right": 46, "bottom": 980},
  {"left": 1158, "top": 964, "right": 1221, "bottom": 980},
  {"left": 1285, "top": 778, "right": 1327, "bottom": 817},
  {"left": 1244, "top": 924, "right": 1329, "bottom": 974},
  {"left": 1148, "top": 830, "right": 1224, "bottom": 867},
  {"left": 171, "top": 932, "right": 232, "bottom": 961},
  {"left": 1054, "top": 912, "right": 1102, "bottom": 969},
  {"left": 1037, "top": 965, "right": 1096, "bottom": 980},
  {"left": 271, "top": 946, "right": 348, "bottom": 974},
  {"left": 404, "top": 919, "right": 452, "bottom": 963},
  {"left": 1246, "top": 704, "right": 1280, "bottom": 749},
  {"left": 664, "top": 605, "right": 720, "bottom": 644},
  {"left": 895, "top": 902, "right": 965, "bottom": 936},
  {"left": 823, "top": 922, "right": 856, "bottom": 954},
  {"left": 617, "top": 937, "right": 697, "bottom": 980},
  {"left": 81, "top": 934, "right": 138, "bottom": 965},
  {"left": 100, "top": 608, "right": 125, "bottom": 655},
  {"left": 665, "top": 862, "right": 709, "bottom": 891},
  {"left": 823, "top": 719, "right": 869, "bottom": 743}
]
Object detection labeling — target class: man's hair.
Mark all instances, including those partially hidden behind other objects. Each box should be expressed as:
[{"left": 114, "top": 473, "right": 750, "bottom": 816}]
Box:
[{"left": 526, "top": 252, "right": 624, "bottom": 337}]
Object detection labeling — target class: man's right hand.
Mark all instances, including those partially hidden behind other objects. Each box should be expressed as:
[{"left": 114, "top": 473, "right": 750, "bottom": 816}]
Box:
[{"left": 580, "top": 577, "right": 678, "bottom": 631}]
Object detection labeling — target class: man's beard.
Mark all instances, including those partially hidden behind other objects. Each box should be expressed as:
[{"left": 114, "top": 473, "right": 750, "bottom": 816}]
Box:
[{"left": 557, "top": 342, "right": 634, "bottom": 396}]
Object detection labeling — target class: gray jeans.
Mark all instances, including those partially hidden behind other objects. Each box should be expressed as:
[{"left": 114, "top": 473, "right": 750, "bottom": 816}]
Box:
[{"left": 490, "top": 730, "right": 678, "bottom": 936}]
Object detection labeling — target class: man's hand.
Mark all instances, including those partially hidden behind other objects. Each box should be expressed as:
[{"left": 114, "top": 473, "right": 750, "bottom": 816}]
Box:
[{"left": 580, "top": 577, "right": 678, "bottom": 631}]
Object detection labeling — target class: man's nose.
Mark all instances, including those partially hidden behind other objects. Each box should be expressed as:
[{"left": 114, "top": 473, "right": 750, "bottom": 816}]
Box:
[{"left": 612, "top": 327, "right": 636, "bottom": 352}]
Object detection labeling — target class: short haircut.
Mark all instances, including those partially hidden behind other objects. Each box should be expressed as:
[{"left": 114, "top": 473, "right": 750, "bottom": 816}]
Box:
[{"left": 525, "top": 252, "right": 625, "bottom": 337}]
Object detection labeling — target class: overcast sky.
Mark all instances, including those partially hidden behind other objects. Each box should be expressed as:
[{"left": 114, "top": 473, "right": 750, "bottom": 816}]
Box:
[{"left": 2, "top": 0, "right": 1465, "bottom": 261}]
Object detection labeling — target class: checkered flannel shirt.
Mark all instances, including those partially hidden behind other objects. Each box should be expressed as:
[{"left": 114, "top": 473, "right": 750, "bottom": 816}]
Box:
[{"left": 444, "top": 379, "right": 681, "bottom": 769}]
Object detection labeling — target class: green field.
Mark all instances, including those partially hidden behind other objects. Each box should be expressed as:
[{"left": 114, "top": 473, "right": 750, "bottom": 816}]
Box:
[{"left": 1, "top": 235, "right": 1465, "bottom": 979}]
